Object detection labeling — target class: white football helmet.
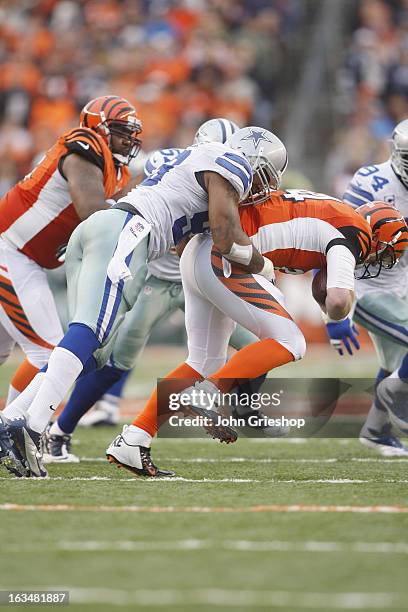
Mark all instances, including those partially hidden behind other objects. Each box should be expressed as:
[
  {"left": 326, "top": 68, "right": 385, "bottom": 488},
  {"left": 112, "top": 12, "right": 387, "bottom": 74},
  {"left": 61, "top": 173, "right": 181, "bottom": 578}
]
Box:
[
  {"left": 194, "top": 118, "right": 239, "bottom": 145},
  {"left": 391, "top": 119, "right": 408, "bottom": 188},
  {"left": 227, "top": 126, "right": 288, "bottom": 204}
]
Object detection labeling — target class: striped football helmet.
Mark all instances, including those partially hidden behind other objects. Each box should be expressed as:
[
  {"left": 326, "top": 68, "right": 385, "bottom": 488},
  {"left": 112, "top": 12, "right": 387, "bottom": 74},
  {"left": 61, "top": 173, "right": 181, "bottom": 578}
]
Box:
[
  {"left": 80, "top": 95, "right": 142, "bottom": 166},
  {"left": 194, "top": 118, "right": 239, "bottom": 145},
  {"left": 356, "top": 201, "right": 408, "bottom": 278}
]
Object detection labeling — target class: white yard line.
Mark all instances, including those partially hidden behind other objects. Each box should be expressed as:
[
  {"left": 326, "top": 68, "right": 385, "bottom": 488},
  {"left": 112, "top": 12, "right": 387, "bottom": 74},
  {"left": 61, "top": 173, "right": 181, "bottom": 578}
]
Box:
[
  {"left": 1, "top": 503, "right": 407, "bottom": 513},
  {"left": 79, "top": 456, "right": 408, "bottom": 463},
  {"left": 4, "top": 539, "right": 408, "bottom": 556},
  {"left": 0, "top": 587, "right": 401, "bottom": 609},
  {"left": 1, "top": 476, "right": 408, "bottom": 484},
  {"left": 45, "top": 539, "right": 408, "bottom": 554}
]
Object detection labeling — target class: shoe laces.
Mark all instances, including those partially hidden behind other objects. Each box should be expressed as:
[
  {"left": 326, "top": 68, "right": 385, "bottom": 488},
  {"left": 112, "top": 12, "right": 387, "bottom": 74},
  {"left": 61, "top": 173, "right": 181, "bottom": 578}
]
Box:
[{"left": 140, "top": 446, "right": 158, "bottom": 476}]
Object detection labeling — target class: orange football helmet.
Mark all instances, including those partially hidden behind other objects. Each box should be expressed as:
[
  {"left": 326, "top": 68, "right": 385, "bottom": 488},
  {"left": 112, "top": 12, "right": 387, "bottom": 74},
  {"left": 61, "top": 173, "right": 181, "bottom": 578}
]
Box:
[
  {"left": 355, "top": 201, "right": 408, "bottom": 278},
  {"left": 80, "top": 95, "right": 142, "bottom": 166}
]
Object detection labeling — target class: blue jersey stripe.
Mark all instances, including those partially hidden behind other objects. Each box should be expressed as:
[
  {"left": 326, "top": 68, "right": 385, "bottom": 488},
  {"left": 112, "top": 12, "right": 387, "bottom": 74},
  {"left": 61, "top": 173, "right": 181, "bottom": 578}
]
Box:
[
  {"left": 96, "top": 212, "right": 133, "bottom": 342},
  {"left": 223, "top": 152, "right": 252, "bottom": 179},
  {"left": 354, "top": 303, "right": 408, "bottom": 347},
  {"left": 144, "top": 158, "right": 154, "bottom": 177},
  {"left": 349, "top": 183, "right": 374, "bottom": 201},
  {"left": 343, "top": 192, "right": 366, "bottom": 208},
  {"left": 215, "top": 157, "right": 250, "bottom": 193}
]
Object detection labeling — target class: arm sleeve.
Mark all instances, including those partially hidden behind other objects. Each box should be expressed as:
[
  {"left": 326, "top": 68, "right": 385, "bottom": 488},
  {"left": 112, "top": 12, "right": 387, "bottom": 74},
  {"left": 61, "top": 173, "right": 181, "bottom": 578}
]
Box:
[{"left": 326, "top": 245, "right": 356, "bottom": 291}]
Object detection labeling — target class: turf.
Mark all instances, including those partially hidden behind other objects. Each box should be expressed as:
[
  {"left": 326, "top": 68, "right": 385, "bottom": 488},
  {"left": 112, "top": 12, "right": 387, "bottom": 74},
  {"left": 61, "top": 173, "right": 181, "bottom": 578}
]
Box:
[{"left": 1, "top": 429, "right": 408, "bottom": 612}]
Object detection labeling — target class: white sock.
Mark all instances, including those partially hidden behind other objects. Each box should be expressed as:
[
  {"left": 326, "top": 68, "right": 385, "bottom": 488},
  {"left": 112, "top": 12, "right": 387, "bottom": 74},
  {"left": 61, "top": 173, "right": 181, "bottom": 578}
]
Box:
[
  {"left": 126, "top": 424, "right": 152, "bottom": 448},
  {"left": 3, "top": 373, "right": 45, "bottom": 420},
  {"left": 6, "top": 384, "right": 19, "bottom": 406},
  {"left": 102, "top": 393, "right": 120, "bottom": 407},
  {"left": 27, "top": 347, "right": 83, "bottom": 433},
  {"left": 49, "top": 421, "right": 69, "bottom": 436}
]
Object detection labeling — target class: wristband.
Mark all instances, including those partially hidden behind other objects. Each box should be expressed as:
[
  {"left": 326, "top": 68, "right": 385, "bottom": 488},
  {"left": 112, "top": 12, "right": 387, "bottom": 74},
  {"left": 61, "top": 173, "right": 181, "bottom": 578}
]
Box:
[{"left": 321, "top": 311, "right": 348, "bottom": 324}]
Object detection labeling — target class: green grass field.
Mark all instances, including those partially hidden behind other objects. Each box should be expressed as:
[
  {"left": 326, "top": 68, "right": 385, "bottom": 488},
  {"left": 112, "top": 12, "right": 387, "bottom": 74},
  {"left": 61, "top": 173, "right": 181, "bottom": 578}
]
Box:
[
  {"left": 1, "top": 432, "right": 408, "bottom": 611},
  {"left": 1, "top": 345, "right": 407, "bottom": 611}
]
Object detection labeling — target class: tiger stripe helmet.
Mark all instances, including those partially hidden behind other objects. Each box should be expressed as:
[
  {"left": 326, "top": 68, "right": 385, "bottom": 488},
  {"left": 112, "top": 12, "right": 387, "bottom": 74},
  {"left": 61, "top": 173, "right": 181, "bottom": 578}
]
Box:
[
  {"left": 80, "top": 95, "right": 142, "bottom": 166},
  {"left": 355, "top": 201, "right": 408, "bottom": 278}
]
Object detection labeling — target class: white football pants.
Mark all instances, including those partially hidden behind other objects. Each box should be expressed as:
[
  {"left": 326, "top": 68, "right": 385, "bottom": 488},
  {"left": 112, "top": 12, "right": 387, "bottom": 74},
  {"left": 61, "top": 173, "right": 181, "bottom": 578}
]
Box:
[{"left": 180, "top": 234, "right": 306, "bottom": 377}]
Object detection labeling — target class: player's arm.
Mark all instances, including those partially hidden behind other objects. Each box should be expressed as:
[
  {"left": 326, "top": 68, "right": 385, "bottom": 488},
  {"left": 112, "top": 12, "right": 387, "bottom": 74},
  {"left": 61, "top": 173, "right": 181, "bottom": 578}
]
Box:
[
  {"left": 62, "top": 154, "right": 109, "bottom": 220},
  {"left": 205, "top": 171, "right": 271, "bottom": 277},
  {"left": 324, "top": 245, "right": 355, "bottom": 320},
  {"left": 109, "top": 176, "right": 140, "bottom": 201},
  {"left": 320, "top": 245, "right": 359, "bottom": 356}
]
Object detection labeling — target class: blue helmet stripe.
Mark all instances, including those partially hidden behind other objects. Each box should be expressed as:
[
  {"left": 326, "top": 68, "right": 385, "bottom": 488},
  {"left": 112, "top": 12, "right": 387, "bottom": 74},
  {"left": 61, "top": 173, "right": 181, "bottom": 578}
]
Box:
[
  {"left": 218, "top": 119, "right": 227, "bottom": 143},
  {"left": 215, "top": 157, "right": 250, "bottom": 193}
]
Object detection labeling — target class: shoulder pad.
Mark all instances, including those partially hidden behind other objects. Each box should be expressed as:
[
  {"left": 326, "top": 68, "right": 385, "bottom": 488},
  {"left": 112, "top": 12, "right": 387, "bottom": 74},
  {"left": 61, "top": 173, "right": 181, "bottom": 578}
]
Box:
[{"left": 63, "top": 128, "right": 105, "bottom": 171}]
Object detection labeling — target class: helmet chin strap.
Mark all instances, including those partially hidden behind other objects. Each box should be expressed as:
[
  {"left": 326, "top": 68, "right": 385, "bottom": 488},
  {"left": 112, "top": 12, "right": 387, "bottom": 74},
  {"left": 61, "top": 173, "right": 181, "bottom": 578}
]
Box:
[{"left": 112, "top": 152, "right": 129, "bottom": 166}]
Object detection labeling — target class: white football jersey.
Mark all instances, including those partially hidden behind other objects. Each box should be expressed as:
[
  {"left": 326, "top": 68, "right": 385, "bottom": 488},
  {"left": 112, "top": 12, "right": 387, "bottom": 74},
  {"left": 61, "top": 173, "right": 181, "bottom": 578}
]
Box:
[
  {"left": 343, "top": 160, "right": 408, "bottom": 298},
  {"left": 118, "top": 142, "right": 252, "bottom": 260}
]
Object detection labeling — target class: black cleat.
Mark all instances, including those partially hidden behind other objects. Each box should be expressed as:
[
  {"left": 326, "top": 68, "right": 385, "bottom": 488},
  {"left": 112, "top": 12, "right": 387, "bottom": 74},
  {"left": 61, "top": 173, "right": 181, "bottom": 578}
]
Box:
[
  {"left": 0, "top": 414, "right": 29, "bottom": 477},
  {"left": 8, "top": 418, "right": 47, "bottom": 478},
  {"left": 42, "top": 424, "right": 79, "bottom": 463}
]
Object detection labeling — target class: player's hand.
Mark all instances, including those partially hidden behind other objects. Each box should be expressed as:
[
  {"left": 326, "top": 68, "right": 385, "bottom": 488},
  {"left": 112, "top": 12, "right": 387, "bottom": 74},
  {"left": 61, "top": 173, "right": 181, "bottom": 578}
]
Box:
[{"left": 325, "top": 318, "right": 360, "bottom": 356}]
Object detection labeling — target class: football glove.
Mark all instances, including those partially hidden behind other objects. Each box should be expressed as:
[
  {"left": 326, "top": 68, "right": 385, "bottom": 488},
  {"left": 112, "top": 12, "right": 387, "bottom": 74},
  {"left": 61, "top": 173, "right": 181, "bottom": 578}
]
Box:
[{"left": 325, "top": 317, "right": 360, "bottom": 356}]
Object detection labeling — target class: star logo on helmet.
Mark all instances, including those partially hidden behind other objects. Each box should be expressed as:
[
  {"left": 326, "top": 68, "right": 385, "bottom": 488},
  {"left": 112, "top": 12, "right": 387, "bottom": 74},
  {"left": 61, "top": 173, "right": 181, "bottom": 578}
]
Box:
[{"left": 241, "top": 128, "right": 274, "bottom": 148}]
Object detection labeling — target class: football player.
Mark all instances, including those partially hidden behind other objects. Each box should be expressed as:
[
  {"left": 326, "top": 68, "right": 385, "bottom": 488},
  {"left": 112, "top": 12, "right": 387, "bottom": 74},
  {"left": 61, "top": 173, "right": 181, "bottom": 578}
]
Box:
[
  {"left": 43, "top": 120, "right": 262, "bottom": 462},
  {"left": 80, "top": 119, "right": 246, "bottom": 427},
  {"left": 331, "top": 118, "right": 408, "bottom": 456},
  {"left": 0, "top": 95, "right": 142, "bottom": 405},
  {"left": 0, "top": 125, "right": 283, "bottom": 477},
  {"left": 106, "top": 163, "right": 408, "bottom": 475}
]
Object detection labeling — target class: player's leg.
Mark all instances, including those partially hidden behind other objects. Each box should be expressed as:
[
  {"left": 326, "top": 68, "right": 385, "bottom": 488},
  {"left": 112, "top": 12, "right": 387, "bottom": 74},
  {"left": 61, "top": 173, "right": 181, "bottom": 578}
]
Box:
[
  {"left": 107, "top": 235, "right": 305, "bottom": 468},
  {"left": 0, "top": 240, "right": 63, "bottom": 405},
  {"left": 4, "top": 210, "right": 149, "bottom": 476},
  {"left": 193, "top": 238, "right": 305, "bottom": 389},
  {"left": 45, "top": 276, "right": 183, "bottom": 461},
  {"left": 353, "top": 291, "right": 408, "bottom": 455},
  {"left": 93, "top": 278, "right": 185, "bottom": 424},
  {"left": 106, "top": 247, "right": 235, "bottom": 472}
]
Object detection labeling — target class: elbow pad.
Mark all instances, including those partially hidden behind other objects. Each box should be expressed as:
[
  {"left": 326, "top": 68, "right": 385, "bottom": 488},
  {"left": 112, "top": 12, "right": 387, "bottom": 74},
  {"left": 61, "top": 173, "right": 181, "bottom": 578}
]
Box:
[{"left": 224, "top": 242, "right": 253, "bottom": 265}]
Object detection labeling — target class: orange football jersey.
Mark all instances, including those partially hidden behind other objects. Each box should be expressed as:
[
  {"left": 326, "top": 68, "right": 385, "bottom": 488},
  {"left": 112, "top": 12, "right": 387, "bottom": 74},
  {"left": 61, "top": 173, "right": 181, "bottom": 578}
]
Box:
[
  {"left": 239, "top": 189, "right": 372, "bottom": 273},
  {"left": 0, "top": 127, "right": 130, "bottom": 269}
]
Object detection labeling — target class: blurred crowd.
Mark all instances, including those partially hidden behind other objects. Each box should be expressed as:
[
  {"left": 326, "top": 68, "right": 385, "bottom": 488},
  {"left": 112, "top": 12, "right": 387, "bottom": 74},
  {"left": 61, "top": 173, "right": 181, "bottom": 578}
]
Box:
[
  {"left": 328, "top": 0, "right": 408, "bottom": 196},
  {"left": 0, "top": 0, "right": 302, "bottom": 195}
]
